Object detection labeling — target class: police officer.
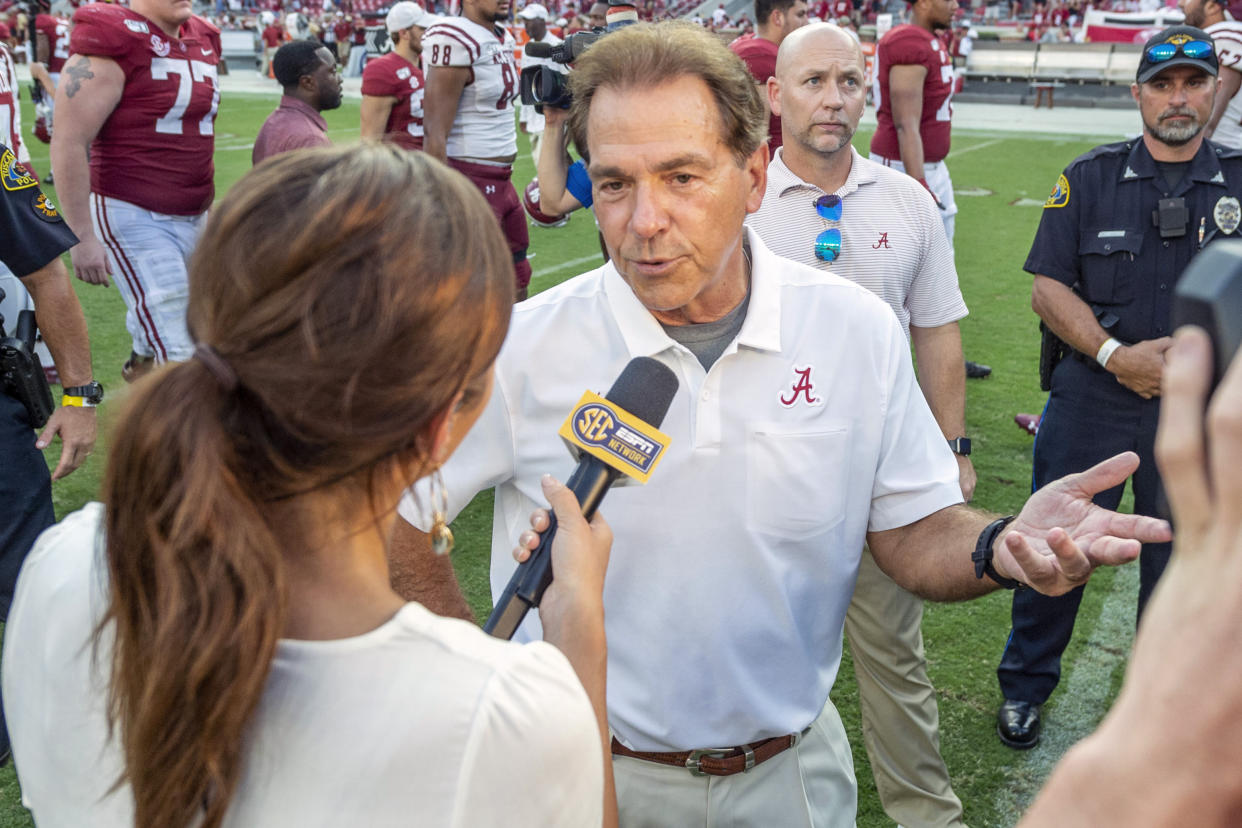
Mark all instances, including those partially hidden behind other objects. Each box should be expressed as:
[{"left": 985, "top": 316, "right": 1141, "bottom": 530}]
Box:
[
  {"left": 0, "top": 141, "right": 97, "bottom": 760},
  {"left": 995, "top": 25, "right": 1240, "bottom": 749}
]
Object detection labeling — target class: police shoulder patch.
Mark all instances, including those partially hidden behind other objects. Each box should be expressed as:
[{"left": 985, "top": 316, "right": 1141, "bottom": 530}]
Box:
[
  {"left": 1044, "top": 173, "right": 1070, "bottom": 209},
  {"left": 30, "top": 192, "right": 62, "bottom": 223},
  {"left": 1, "top": 149, "right": 38, "bottom": 192}
]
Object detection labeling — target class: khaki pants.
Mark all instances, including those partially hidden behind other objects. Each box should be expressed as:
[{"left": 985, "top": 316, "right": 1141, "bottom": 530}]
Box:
[
  {"left": 843, "top": 548, "right": 964, "bottom": 828},
  {"left": 613, "top": 700, "right": 857, "bottom": 828}
]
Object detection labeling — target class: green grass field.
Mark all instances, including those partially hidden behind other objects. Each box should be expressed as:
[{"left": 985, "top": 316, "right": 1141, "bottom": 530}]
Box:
[{"left": 2, "top": 91, "right": 1141, "bottom": 827}]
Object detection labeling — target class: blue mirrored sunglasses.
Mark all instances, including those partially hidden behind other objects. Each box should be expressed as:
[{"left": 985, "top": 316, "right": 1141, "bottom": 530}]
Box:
[
  {"left": 1146, "top": 39, "right": 1214, "bottom": 64},
  {"left": 814, "top": 194, "right": 843, "bottom": 263}
]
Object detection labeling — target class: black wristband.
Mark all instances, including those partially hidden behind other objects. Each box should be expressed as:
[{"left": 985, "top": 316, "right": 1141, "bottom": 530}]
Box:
[{"left": 972, "top": 515, "right": 1023, "bottom": 589}]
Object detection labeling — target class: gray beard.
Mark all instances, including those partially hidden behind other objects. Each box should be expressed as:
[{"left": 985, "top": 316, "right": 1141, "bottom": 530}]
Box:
[{"left": 1149, "top": 118, "right": 1204, "bottom": 146}]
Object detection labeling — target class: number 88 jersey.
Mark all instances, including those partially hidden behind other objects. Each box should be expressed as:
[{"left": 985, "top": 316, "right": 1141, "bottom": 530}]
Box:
[
  {"left": 70, "top": 5, "right": 221, "bottom": 216},
  {"left": 422, "top": 17, "right": 518, "bottom": 159}
]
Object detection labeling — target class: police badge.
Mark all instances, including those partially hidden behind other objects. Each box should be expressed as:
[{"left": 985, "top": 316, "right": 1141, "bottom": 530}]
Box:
[{"left": 1214, "top": 196, "right": 1241, "bottom": 235}]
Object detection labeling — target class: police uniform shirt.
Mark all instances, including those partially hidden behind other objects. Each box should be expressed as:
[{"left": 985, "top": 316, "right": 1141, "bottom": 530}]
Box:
[
  {"left": 1024, "top": 137, "right": 1242, "bottom": 347},
  {"left": 0, "top": 145, "right": 77, "bottom": 278}
]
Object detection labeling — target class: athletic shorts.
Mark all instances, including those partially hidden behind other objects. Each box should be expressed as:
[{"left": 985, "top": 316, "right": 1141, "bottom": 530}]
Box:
[
  {"left": 90, "top": 194, "right": 203, "bottom": 362},
  {"left": 448, "top": 158, "right": 531, "bottom": 291}
]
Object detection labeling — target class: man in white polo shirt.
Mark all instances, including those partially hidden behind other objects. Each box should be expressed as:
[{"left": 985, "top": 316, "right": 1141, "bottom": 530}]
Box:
[
  {"left": 387, "top": 21, "right": 1170, "bottom": 826},
  {"left": 748, "top": 23, "right": 969, "bottom": 828}
]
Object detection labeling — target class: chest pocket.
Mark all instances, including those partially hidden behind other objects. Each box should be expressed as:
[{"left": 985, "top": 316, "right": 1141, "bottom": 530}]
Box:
[{"left": 1077, "top": 229, "right": 1143, "bottom": 305}]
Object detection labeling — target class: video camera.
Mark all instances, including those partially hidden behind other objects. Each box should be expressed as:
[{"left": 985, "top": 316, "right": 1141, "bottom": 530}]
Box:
[
  {"left": 518, "top": 0, "right": 638, "bottom": 111},
  {"left": 0, "top": 289, "right": 54, "bottom": 428}
]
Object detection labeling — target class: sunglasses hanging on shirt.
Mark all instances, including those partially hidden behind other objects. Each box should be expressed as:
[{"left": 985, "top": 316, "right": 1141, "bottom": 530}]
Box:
[{"left": 814, "top": 194, "right": 843, "bottom": 263}]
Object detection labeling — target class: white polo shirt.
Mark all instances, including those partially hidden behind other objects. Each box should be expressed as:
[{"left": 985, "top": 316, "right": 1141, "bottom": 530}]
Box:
[
  {"left": 399, "top": 228, "right": 963, "bottom": 752},
  {"left": 747, "top": 146, "right": 968, "bottom": 338}
]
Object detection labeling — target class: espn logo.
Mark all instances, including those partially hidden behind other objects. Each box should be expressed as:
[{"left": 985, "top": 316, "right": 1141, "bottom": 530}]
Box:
[{"left": 559, "top": 392, "right": 671, "bottom": 483}]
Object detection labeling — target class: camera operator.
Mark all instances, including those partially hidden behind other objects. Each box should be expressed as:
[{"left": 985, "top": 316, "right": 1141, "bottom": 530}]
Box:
[
  {"left": 534, "top": 105, "right": 593, "bottom": 217},
  {"left": 0, "top": 143, "right": 95, "bottom": 760},
  {"left": 518, "top": 4, "right": 563, "bottom": 166}
]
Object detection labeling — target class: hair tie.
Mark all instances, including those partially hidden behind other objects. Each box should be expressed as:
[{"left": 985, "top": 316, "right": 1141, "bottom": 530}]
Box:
[{"left": 194, "top": 343, "right": 239, "bottom": 392}]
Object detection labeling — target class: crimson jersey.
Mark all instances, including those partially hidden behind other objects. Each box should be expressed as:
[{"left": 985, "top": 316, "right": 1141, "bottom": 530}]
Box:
[
  {"left": 70, "top": 5, "right": 220, "bottom": 215},
  {"left": 870, "top": 24, "right": 953, "bottom": 163},
  {"left": 361, "top": 51, "right": 425, "bottom": 151},
  {"left": 34, "top": 13, "right": 70, "bottom": 75}
]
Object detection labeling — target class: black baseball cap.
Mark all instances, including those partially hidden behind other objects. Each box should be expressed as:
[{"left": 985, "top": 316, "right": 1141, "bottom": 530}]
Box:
[{"left": 1137, "top": 25, "right": 1220, "bottom": 83}]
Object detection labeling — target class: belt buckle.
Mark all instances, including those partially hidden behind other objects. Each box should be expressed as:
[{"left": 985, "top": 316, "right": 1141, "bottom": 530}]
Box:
[{"left": 685, "top": 745, "right": 755, "bottom": 777}]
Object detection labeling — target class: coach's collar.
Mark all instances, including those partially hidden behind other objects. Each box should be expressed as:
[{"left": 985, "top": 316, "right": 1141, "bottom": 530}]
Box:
[
  {"left": 770, "top": 145, "right": 875, "bottom": 200},
  {"left": 602, "top": 228, "right": 782, "bottom": 359}
]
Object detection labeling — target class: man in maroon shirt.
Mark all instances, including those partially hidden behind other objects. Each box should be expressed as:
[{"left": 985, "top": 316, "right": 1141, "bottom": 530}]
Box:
[
  {"left": 253, "top": 40, "right": 342, "bottom": 165},
  {"left": 728, "top": 0, "right": 807, "bottom": 154},
  {"left": 333, "top": 14, "right": 353, "bottom": 64},
  {"left": 261, "top": 16, "right": 284, "bottom": 76}
]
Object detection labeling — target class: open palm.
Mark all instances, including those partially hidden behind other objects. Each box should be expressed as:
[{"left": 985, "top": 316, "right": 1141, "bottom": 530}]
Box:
[{"left": 995, "top": 452, "right": 1174, "bottom": 595}]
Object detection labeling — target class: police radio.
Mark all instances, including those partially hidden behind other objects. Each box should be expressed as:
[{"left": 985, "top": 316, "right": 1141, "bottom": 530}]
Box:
[
  {"left": 0, "top": 289, "right": 55, "bottom": 428},
  {"left": 483, "top": 357, "right": 679, "bottom": 640}
]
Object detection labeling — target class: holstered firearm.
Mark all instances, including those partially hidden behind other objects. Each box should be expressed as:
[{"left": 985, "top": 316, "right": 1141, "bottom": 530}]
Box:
[
  {"left": 0, "top": 290, "right": 55, "bottom": 428},
  {"left": 1038, "top": 321, "right": 1068, "bottom": 392}
]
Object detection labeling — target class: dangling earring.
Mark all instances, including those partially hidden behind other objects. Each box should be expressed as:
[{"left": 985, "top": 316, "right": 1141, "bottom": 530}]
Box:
[{"left": 430, "top": 468, "right": 454, "bottom": 556}]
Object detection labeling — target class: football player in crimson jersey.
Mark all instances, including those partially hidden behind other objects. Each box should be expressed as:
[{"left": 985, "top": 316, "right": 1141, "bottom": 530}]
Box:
[
  {"left": 871, "top": 0, "right": 992, "bottom": 379},
  {"left": 32, "top": 2, "right": 70, "bottom": 119},
  {"left": 50, "top": 0, "right": 221, "bottom": 373},
  {"left": 422, "top": 0, "right": 530, "bottom": 300},
  {"left": 870, "top": 0, "right": 958, "bottom": 242},
  {"left": 360, "top": 1, "right": 431, "bottom": 151}
]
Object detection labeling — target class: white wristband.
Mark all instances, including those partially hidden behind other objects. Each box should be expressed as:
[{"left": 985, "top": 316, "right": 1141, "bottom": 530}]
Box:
[{"left": 1096, "top": 337, "right": 1123, "bottom": 369}]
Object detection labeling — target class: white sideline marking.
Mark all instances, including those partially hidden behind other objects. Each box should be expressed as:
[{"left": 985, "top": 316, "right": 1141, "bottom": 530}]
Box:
[{"left": 992, "top": 563, "right": 1138, "bottom": 824}]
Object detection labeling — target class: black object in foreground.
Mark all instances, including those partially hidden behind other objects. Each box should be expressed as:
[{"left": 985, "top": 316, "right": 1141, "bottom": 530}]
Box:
[
  {"left": 483, "top": 357, "right": 679, "bottom": 640},
  {"left": 1173, "top": 240, "right": 1242, "bottom": 390}
]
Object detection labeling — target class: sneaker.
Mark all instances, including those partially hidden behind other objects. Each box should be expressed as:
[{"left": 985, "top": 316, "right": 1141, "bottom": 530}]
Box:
[
  {"left": 966, "top": 360, "right": 992, "bottom": 379},
  {"left": 1015, "top": 413, "right": 1040, "bottom": 435}
]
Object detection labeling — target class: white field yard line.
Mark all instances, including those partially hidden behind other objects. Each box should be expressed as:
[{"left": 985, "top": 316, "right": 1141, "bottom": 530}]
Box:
[
  {"left": 946, "top": 138, "right": 1005, "bottom": 159},
  {"left": 215, "top": 127, "right": 359, "bottom": 152},
  {"left": 992, "top": 562, "right": 1138, "bottom": 825},
  {"left": 532, "top": 252, "right": 604, "bottom": 279}
]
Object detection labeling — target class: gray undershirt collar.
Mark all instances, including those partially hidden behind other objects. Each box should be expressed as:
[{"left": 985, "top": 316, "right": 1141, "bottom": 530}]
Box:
[{"left": 658, "top": 245, "right": 752, "bottom": 371}]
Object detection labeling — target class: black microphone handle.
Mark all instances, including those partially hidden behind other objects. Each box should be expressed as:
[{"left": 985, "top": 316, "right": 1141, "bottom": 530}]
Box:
[{"left": 483, "top": 455, "right": 620, "bottom": 638}]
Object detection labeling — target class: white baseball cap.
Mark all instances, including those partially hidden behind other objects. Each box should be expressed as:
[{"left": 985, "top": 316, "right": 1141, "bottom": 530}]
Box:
[
  {"left": 518, "top": 3, "right": 550, "bottom": 19},
  {"left": 386, "top": 1, "right": 434, "bottom": 32}
]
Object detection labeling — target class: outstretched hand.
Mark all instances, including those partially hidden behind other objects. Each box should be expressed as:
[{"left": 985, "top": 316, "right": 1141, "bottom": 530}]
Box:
[{"left": 993, "top": 452, "right": 1172, "bottom": 595}]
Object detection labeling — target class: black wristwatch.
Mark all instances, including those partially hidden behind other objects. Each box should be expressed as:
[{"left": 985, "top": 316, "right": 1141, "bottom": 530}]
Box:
[
  {"left": 62, "top": 381, "right": 104, "bottom": 408},
  {"left": 972, "top": 515, "right": 1023, "bottom": 589},
  {"left": 948, "top": 437, "right": 971, "bottom": 456}
]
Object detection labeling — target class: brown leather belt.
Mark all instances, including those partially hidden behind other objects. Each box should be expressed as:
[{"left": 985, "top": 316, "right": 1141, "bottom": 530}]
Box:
[{"left": 610, "top": 729, "right": 807, "bottom": 777}]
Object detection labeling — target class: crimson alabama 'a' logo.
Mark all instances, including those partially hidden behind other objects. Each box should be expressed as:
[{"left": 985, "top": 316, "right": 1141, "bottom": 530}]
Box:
[{"left": 779, "top": 365, "right": 822, "bottom": 408}]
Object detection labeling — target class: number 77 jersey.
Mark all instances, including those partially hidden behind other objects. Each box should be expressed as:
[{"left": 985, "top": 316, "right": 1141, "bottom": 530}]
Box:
[
  {"left": 70, "top": 5, "right": 221, "bottom": 216},
  {"left": 422, "top": 16, "right": 518, "bottom": 159}
]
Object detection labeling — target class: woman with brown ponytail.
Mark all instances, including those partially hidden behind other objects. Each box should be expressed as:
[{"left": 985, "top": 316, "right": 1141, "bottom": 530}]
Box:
[{"left": 1, "top": 145, "right": 617, "bottom": 828}]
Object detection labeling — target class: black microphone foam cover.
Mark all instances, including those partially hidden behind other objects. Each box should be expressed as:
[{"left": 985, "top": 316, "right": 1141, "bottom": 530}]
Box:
[
  {"left": 604, "top": 356, "right": 678, "bottom": 428},
  {"left": 524, "top": 40, "right": 555, "bottom": 58}
]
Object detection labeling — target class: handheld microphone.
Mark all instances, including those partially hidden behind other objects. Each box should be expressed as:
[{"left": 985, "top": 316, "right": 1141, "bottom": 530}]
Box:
[{"left": 483, "top": 357, "right": 679, "bottom": 639}]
